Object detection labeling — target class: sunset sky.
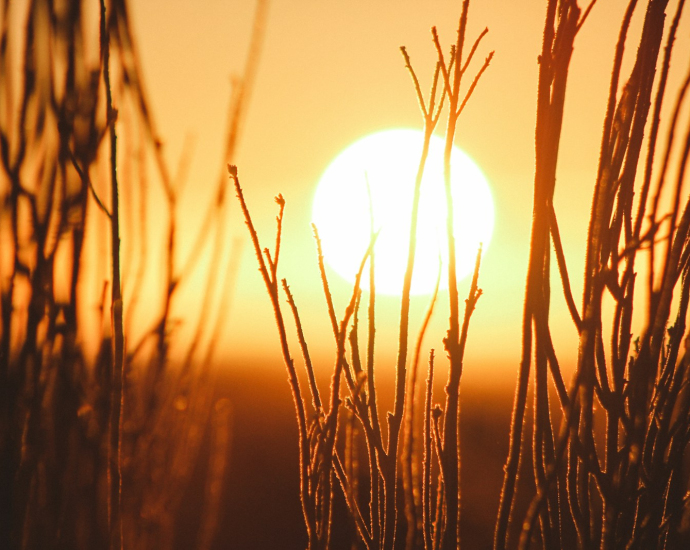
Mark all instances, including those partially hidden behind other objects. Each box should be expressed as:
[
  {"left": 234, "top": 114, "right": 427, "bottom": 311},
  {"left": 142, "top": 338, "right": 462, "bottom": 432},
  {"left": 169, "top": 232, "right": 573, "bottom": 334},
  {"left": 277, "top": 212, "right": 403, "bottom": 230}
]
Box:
[{"left": 126, "top": 0, "right": 690, "bottom": 384}]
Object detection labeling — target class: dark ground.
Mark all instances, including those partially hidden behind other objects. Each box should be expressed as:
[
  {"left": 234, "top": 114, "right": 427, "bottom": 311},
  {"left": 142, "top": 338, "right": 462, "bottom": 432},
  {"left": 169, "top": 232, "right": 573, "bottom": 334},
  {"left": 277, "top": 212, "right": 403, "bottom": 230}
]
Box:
[{"left": 183, "top": 362, "right": 535, "bottom": 550}]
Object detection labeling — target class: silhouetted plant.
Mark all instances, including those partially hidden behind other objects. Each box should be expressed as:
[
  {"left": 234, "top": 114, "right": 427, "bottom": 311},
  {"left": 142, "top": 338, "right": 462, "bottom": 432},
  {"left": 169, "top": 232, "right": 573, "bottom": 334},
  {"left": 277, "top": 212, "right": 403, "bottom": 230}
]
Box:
[
  {"left": 236, "top": 1, "right": 690, "bottom": 549},
  {"left": 496, "top": 1, "right": 690, "bottom": 549},
  {"left": 232, "top": 3, "right": 493, "bottom": 549},
  {"left": 0, "top": 0, "right": 265, "bottom": 548}
]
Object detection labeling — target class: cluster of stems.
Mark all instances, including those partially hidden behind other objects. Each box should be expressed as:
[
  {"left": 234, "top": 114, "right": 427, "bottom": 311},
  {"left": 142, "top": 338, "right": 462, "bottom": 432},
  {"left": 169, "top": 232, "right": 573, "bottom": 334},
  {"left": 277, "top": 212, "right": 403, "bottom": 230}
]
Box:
[
  {"left": 496, "top": 1, "right": 690, "bottom": 549},
  {"left": 233, "top": 2, "right": 493, "bottom": 548},
  {"left": 239, "top": 1, "right": 690, "bottom": 549},
  {"left": 0, "top": 0, "right": 267, "bottom": 548}
]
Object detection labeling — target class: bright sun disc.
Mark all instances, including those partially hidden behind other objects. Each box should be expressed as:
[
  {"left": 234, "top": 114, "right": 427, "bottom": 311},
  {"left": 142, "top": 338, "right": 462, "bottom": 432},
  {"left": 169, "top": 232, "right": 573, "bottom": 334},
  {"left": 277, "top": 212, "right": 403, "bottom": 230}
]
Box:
[{"left": 312, "top": 129, "right": 494, "bottom": 296}]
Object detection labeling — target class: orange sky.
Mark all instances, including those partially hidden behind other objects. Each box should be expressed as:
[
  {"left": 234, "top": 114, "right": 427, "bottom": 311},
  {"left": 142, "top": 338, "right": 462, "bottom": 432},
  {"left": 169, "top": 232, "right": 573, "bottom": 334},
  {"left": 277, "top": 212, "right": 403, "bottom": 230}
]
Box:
[{"left": 125, "top": 1, "right": 690, "bottom": 384}]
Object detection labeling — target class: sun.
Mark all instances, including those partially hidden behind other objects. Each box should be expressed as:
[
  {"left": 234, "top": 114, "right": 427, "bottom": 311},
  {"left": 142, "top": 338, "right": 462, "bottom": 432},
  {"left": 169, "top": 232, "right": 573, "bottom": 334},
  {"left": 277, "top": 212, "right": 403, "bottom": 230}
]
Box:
[{"left": 312, "top": 128, "right": 494, "bottom": 296}]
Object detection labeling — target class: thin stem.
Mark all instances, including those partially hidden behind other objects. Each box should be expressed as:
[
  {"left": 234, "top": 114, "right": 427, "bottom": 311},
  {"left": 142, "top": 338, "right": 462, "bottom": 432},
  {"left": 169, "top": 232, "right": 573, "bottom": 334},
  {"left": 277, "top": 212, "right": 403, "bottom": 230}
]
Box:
[
  {"left": 550, "top": 203, "right": 581, "bottom": 329},
  {"left": 403, "top": 265, "right": 441, "bottom": 550},
  {"left": 456, "top": 51, "right": 494, "bottom": 117},
  {"left": 283, "top": 279, "right": 322, "bottom": 412},
  {"left": 231, "top": 166, "right": 316, "bottom": 547},
  {"left": 101, "top": 1, "right": 124, "bottom": 547},
  {"left": 423, "top": 351, "right": 436, "bottom": 550}
]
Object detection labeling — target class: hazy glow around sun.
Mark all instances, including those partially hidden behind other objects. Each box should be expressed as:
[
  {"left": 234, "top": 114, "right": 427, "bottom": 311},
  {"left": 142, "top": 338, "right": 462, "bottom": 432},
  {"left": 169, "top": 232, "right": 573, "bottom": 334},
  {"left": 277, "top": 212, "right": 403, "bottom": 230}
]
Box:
[{"left": 312, "top": 129, "right": 494, "bottom": 296}]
